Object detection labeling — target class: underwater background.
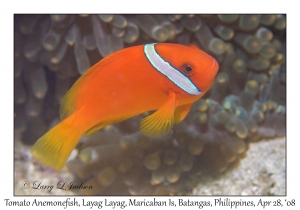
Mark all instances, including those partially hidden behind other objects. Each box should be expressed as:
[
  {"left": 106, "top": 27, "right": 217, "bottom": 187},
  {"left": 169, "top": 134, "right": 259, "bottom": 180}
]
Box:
[{"left": 14, "top": 14, "right": 286, "bottom": 195}]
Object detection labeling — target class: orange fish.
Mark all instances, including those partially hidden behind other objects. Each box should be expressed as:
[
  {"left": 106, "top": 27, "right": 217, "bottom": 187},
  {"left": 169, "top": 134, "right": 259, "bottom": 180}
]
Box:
[{"left": 31, "top": 43, "right": 219, "bottom": 171}]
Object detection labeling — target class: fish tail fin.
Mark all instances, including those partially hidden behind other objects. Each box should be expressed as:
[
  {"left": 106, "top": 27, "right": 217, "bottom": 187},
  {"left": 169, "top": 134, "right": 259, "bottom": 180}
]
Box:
[{"left": 31, "top": 119, "right": 83, "bottom": 172}]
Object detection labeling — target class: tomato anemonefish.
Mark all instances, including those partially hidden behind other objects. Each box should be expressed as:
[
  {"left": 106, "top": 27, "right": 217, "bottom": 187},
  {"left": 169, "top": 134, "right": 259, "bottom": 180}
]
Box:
[{"left": 31, "top": 43, "right": 219, "bottom": 172}]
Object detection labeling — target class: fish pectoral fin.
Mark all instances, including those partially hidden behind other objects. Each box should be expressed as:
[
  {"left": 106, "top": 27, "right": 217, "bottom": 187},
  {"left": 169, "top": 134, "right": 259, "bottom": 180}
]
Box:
[
  {"left": 140, "top": 92, "right": 177, "bottom": 138},
  {"left": 174, "top": 103, "right": 193, "bottom": 124}
]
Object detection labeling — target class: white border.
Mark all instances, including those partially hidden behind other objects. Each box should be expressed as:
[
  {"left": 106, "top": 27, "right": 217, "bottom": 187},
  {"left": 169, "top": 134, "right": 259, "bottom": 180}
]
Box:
[{"left": 1, "top": 1, "right": 297, "bottom": 209}]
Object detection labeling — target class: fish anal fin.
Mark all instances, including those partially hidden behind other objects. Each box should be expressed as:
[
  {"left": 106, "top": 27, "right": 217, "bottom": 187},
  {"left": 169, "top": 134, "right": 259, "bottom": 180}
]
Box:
[
  {"left": 85, "top": 117, "right": 128, "bottom": 137},
  {"left": 140, "top": 92, "right": 177, "bottom": 138},
  {"left": 174, "top": 103, "right": 193, "bottom": 124},
  {"left": 85, "top": 122, "right": 106, "bottom": 137}
]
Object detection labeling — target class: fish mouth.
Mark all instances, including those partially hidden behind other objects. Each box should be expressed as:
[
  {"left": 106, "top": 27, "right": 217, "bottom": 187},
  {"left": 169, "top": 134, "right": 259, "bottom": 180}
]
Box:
[
  {"left": 211, "top": 58, "right": 219, "bottom": 74},
  {"left": 211, "top": 59, "right": 216, "bottom": 69}
]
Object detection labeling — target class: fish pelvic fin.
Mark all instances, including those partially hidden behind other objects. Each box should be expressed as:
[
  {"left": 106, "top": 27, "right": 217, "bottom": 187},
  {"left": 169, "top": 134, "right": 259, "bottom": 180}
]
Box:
[
  {"left": 31, "top": 118, "right": 83, "bottom": 172},
  {"left": 140, "top": 92, "right": 177, "bottom": 138},
  {"left": 174, "top": 103, "right": 193, "bottom": 124}
]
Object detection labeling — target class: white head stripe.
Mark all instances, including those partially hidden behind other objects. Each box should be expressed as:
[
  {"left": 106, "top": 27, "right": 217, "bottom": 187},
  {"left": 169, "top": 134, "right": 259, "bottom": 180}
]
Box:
[{"left": 144, "top": 43, "right": 201, "bottom": 95}]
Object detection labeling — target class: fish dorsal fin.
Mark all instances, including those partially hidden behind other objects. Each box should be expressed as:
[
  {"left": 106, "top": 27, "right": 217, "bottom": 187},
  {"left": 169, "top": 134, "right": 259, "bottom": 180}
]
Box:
[
  {"left": 187, "top": 43, "right": 199, "bottom": 50},
  {"left": 59, "top": 62, "right": 101, "bottom": 120},
  {"left": 174, "top": 103, "right": 193, "bottom": 124},
  {"left": 140, "top": 92, "right": 177, "bottom": 138},
  {"left": 59, "top": 47, "right": 137, "bottom": 120},
  {"left": 59, "top": 83, "right": 79, "bottom": 120}
]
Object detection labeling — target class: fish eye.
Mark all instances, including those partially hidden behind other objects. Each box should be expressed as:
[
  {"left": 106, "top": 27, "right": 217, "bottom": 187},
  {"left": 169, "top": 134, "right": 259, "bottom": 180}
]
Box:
[{"left": 183, "top": 64, "right": 194, "bottom": 75}]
